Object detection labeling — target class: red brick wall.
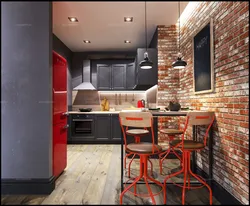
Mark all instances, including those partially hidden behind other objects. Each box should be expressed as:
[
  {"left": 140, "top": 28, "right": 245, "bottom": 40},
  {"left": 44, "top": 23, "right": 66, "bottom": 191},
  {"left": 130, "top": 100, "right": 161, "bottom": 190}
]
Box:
[{"left": 157, "top": 2, "right": 249, "bottom": 204}]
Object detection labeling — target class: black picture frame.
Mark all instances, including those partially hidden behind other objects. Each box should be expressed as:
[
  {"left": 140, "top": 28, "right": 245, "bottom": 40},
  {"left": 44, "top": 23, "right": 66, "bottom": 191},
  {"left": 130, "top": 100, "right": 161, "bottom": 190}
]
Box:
[{"left": 193, "top": 19, "right": 214, "bottom": 94}]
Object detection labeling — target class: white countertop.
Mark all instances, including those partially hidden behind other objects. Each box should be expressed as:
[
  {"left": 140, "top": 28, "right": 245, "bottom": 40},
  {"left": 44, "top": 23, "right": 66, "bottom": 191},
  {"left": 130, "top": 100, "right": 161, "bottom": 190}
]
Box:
[
  {"left": 68, "top": 110, "right": 190, "bottom": 115},
  {"left": 68, "top": 111, "right": 120, "bottom": 114}
]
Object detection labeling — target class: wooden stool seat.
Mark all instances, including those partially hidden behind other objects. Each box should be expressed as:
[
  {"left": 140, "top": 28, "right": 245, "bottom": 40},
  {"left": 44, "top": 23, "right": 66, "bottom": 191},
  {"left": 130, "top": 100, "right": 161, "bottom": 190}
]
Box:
[
  {"left": 170, "top": 140, "right": 204, "bottom": 150},
  {"left": 126, "top": 129, "right": 149, "bottom": 136},
  {"left": 159, "top": 128, "right": 183, "bottom": 135},
  {"left": 127, "top": 142, "right": 162, "bottom": 154}
]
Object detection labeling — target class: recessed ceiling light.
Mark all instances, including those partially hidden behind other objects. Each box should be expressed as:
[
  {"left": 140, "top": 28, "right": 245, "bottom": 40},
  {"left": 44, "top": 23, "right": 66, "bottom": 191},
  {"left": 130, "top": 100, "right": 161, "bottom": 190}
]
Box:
[
  {"left": 83, "top": 40, "right": 91, "bottom": 43},
  {"left": 68, "top": 17, "right": 78, "bottom": 22},
  {"left": 124, "top": 17, "right": 133, "bottom": 22},
  {"left": 124, "top": 40, "right": 131, "bottom": 43}
]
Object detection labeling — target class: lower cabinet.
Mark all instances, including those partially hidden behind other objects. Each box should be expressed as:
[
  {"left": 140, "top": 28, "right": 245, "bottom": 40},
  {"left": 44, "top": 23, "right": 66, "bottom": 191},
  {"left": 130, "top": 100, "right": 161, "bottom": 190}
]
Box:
[
  {"left": 111, "top": 114, "right": 122, "bottom": 141},
  {"left": 95, "top": 114, "right": 111, "bottom": 140},
  {"left": 94, "top": 114, "right": 122, "bottom": 142}
]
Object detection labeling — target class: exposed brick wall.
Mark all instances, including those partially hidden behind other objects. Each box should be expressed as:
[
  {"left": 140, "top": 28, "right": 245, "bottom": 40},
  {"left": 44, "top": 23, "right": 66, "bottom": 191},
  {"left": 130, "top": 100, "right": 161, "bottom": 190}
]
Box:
[
  {"left": 157, "top": 2, "right": 249, "bottom": 205},
  {"left": 157, "top": 25, "right": 180, "bottom": 145},
  {"left": 157, "top": 25, "right": 179, "bottom": 105}
]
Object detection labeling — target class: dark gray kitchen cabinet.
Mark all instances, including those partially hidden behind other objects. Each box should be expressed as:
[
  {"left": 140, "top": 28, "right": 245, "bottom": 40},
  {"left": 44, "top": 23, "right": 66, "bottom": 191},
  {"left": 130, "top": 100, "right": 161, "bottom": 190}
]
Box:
[
  {"left": 95, "top": 114, "right": 111, "bottom": 140},
  {"left": 94, "top": 60, "right": 130, "bottom": 90},
  {"left": 94, "top": 114, "right": 121, "bottom": 142},
  {"left": 134, "top": 48, "right": 158, "bottom": 90},
  {"left": 112, "top": 64, "right": 126, "bottom": 90},
  {"left": 97, "top": 64, "right": 111, "bottom": 90},
  {"left": 126, "top": 62, "right": 136, "bottom": 90},
  {"left": 111, "top": 114, "right": 122, "bottom": 141}
]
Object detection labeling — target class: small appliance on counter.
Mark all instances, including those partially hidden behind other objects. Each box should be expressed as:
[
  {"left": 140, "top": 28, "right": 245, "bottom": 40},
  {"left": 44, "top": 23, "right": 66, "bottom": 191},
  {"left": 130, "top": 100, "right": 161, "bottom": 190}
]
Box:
[{"left": 137, "top": 99, "right": 145, "bottom": 108}]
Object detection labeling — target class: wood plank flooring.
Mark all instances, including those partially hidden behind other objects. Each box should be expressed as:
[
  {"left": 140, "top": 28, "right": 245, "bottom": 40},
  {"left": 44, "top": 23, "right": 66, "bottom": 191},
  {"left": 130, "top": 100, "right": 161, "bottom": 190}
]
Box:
[{"left": 1, "top": 145, "right": 220, "bottom": 205}]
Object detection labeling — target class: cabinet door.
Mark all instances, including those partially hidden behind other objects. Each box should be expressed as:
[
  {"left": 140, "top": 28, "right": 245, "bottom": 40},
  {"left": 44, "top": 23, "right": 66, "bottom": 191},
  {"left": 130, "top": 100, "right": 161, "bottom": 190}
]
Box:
[
  {"left": 112, "top": 64, "right": 126, "bottom": 90},
  {"left": 95, "top": 115, "right": 111, "bottom": 140},
  {"left": 111, "top": 114, "right": 122, "bottom": 141},
  {"left": 126, "top": 63, "right": 136, "bottom": 90},
  {"left": 97, "top": 64, "right": 111, "bottom": 90}
]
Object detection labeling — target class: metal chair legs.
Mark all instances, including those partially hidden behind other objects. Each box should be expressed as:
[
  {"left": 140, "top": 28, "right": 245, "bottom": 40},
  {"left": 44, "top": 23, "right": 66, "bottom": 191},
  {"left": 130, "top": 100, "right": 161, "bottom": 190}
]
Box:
[
  {"left": 163, "top": 151, "right": 213, "bottom": 205},
  {"left": 120, "top": 155, "right": 165, "bottom": 205}
]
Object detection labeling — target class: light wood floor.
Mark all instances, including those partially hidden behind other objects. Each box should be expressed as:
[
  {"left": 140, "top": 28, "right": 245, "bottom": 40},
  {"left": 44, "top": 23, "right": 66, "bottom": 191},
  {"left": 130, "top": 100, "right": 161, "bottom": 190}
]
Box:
[{"left": 1, "top": 145, "right": 220, "bottom": 205}]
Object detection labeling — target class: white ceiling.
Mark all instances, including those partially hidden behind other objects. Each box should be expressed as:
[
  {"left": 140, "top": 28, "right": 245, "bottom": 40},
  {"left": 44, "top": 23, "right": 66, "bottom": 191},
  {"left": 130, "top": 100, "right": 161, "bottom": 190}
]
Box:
[{"left": 53, "top": 1, "right": 188, "bottom": 52}]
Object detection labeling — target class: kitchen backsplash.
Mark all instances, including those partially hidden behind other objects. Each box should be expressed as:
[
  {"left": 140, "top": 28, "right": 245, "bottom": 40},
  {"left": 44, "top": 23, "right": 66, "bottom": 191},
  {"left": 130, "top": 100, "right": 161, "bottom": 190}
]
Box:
[{"left": 72, "top": 90, "right": 146, "bottom": 111}]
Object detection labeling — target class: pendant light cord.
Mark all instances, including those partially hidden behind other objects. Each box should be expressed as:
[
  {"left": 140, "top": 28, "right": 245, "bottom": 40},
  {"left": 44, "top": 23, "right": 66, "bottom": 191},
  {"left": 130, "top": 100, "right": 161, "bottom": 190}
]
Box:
[
  {"left": 145, "top": 1, "right": 147, "bottom": 52},
  {"left": 178, "top": 1, "right": 180, "bottom": 54}
]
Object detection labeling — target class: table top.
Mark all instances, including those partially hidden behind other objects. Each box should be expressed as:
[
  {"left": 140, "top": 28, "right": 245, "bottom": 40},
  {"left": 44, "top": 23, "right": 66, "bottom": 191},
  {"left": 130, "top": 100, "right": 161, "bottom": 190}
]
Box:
[
  {"left": 151, "top": 110, "right": 188, "bottom": 116},
  {"left": 68, "top": 110, "right": 194, "bottom": 116}
]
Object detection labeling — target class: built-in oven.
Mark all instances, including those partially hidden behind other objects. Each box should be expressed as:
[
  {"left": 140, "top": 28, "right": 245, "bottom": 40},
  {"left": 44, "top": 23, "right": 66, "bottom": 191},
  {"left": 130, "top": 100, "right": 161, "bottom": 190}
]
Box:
[{"left": 71, "top": 114, "right": 95, "bottom": 140}]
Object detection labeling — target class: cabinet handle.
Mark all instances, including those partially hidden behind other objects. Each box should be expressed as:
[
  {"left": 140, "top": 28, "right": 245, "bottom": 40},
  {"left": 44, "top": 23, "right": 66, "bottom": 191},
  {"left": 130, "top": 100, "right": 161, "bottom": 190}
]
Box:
[{"left": 63, "top": 124, "right": 69, "bottom": 129}]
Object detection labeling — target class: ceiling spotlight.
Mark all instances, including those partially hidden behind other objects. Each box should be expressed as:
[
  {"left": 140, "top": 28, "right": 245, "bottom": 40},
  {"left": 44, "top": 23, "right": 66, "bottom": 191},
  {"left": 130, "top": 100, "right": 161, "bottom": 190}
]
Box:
[
  {"left": 124, "top": 17, "right": 133, "bottom": 22},
  {"left": 83, "top": 40, "right": 91, "bottom": 43},
  {"left": 124, "top": 40, "right": 131, "bottom": 43},
  {"left": 68, "top": 17, "right": 78, "bottom": 22}
]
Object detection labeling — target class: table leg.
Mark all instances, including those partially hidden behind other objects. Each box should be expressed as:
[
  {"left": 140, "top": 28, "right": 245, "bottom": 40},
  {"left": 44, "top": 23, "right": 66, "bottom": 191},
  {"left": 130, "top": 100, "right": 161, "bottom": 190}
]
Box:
[
  {"left": 192, "top": 125, "right": 197, "bottom": 172},
  {"left": 208, "top": 126, "right": 213, "bottom": 185},
  {"left": 121, "top": 132, "right": 124, "bottom": 192}
]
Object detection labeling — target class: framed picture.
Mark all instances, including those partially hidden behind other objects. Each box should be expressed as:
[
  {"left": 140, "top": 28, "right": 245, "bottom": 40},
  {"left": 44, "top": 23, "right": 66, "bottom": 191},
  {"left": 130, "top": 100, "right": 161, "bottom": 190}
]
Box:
[{"left": 193, "top": 18, "right": 214, "bottom": 94}]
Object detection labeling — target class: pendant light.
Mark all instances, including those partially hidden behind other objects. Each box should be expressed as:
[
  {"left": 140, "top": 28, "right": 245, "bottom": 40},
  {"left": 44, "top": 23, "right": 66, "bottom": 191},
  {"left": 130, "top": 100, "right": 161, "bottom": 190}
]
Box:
[
  {"left": 139, "top": 1, "right": 153, "bottom": 69},
  {"left": 172, "top": 1, "right": 187, "bottom": 69}
]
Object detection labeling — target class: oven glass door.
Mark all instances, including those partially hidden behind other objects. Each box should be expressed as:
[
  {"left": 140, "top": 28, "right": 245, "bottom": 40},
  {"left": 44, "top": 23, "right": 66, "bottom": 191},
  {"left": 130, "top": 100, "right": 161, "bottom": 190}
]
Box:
[{"left": 72, "top": 119, "right": 94, "bottom": 137}]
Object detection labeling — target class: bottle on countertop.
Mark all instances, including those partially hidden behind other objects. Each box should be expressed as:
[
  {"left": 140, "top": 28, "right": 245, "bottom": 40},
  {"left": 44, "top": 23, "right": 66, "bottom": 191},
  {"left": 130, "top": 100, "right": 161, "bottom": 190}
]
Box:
[{"left": 101, "top": 97, "right": 110, "bottom": 111}]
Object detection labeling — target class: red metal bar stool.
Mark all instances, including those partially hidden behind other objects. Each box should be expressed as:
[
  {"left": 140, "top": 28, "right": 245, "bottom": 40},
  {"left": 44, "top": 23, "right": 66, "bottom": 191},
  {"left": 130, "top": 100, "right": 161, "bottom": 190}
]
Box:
[
  {"left": 163, "top": 111, "right": 215, "bottom": 205},
  {"left": 119, "top": 111, "right": 165, "bottom": 205},
  {"left": 124, "top": 126, "right": 154, "bottom": 177},
  {"left": 158, "top": 116, "right": 183, "bottom": 174}
]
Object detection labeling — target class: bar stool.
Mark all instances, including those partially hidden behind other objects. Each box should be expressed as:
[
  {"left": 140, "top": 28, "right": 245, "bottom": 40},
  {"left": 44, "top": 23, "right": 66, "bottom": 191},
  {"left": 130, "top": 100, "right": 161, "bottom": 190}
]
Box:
[
  {"left": 158, "top": 116, "right": 183, "bottom": 174},
  {"left": 119, "top": 111, "right": 164, "bottom": 205},
  {"left": 163, "top": 111, "right": 215, "bottom": 205},
  {"left": 124, "top": 126, "right": 153, "bottom": 177}
]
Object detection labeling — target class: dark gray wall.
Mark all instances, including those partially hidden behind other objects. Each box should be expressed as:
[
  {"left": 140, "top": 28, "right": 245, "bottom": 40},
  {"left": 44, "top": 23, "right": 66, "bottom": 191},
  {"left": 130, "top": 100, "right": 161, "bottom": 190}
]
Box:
[
  {"left": 52, "top": 34, "right": 73, "bottom": 108},
  {"left": 149, "top": 26, "right": 158, "bottom": 49},
  {"left": 1, "top": 2, "right": 53, "bottom": 179}
]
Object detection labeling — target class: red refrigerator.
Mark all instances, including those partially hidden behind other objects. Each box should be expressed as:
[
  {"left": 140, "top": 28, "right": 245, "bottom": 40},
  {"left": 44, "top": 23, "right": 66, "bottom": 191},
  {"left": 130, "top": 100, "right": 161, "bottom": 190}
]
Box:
[{"left": 52, "top": 51, "right": 68, "bottom": 177}]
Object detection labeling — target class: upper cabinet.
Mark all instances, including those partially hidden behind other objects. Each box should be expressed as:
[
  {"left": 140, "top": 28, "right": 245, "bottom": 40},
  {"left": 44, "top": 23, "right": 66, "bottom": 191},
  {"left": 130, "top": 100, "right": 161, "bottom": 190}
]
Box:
[
  {"left": 111, "top": 64, "right": 127, "bottom": 90},
  {"left": 97, "top": 63, "right": 111, "bottom": 90},
  {"left": 126, "top": 62, "right": 136, "bottom": 90},
  {"left": 97, "top": 63, "right": 127, "bottom": 90},
  {"left": 134, "top": 48, "right": 158, "bottom": 90},
  {"left": 94, "top": 60, "right": 134, "bottom": 91},
  {"left": 85, "top": 48, "right": 157, "bottom": 91}
]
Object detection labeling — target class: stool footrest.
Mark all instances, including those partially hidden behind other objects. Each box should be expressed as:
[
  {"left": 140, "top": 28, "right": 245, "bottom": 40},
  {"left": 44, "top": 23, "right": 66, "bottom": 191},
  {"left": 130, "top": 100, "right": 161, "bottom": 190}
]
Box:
[{"left": 124, "top": 177, "right": 163, "bottom": 198}]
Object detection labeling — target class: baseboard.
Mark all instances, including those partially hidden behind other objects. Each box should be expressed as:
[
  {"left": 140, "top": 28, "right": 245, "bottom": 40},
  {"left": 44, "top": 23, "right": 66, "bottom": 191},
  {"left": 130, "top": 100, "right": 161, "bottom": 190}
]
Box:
[
  {"left": 1, "top": 176, "right": 56, "bottom": 195},
  {"left": 196, "top": 167, "right": 242, "bottom": 205}
]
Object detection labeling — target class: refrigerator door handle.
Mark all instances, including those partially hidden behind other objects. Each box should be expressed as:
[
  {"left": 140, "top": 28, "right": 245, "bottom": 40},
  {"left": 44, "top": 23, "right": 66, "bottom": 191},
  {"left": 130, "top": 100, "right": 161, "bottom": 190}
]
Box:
[
  {"left": 63, "top": 124, "right": 69, "bottom": 129},
  {"left": 62, "top": 112, "right": 69, "bottom": 116}
]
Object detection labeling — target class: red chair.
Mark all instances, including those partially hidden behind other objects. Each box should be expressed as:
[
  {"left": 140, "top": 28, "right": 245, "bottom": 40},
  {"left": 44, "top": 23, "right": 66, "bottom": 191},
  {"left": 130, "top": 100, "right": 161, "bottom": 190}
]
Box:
[
  {"left": 158, "top": 116, "right": 183, "bottom": 174},
  {"left": 163, "top": 111, "right": 215, "bottom": 205},
  {"left": 119, "top": 111, "right": 164, "bottom": 205}
]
